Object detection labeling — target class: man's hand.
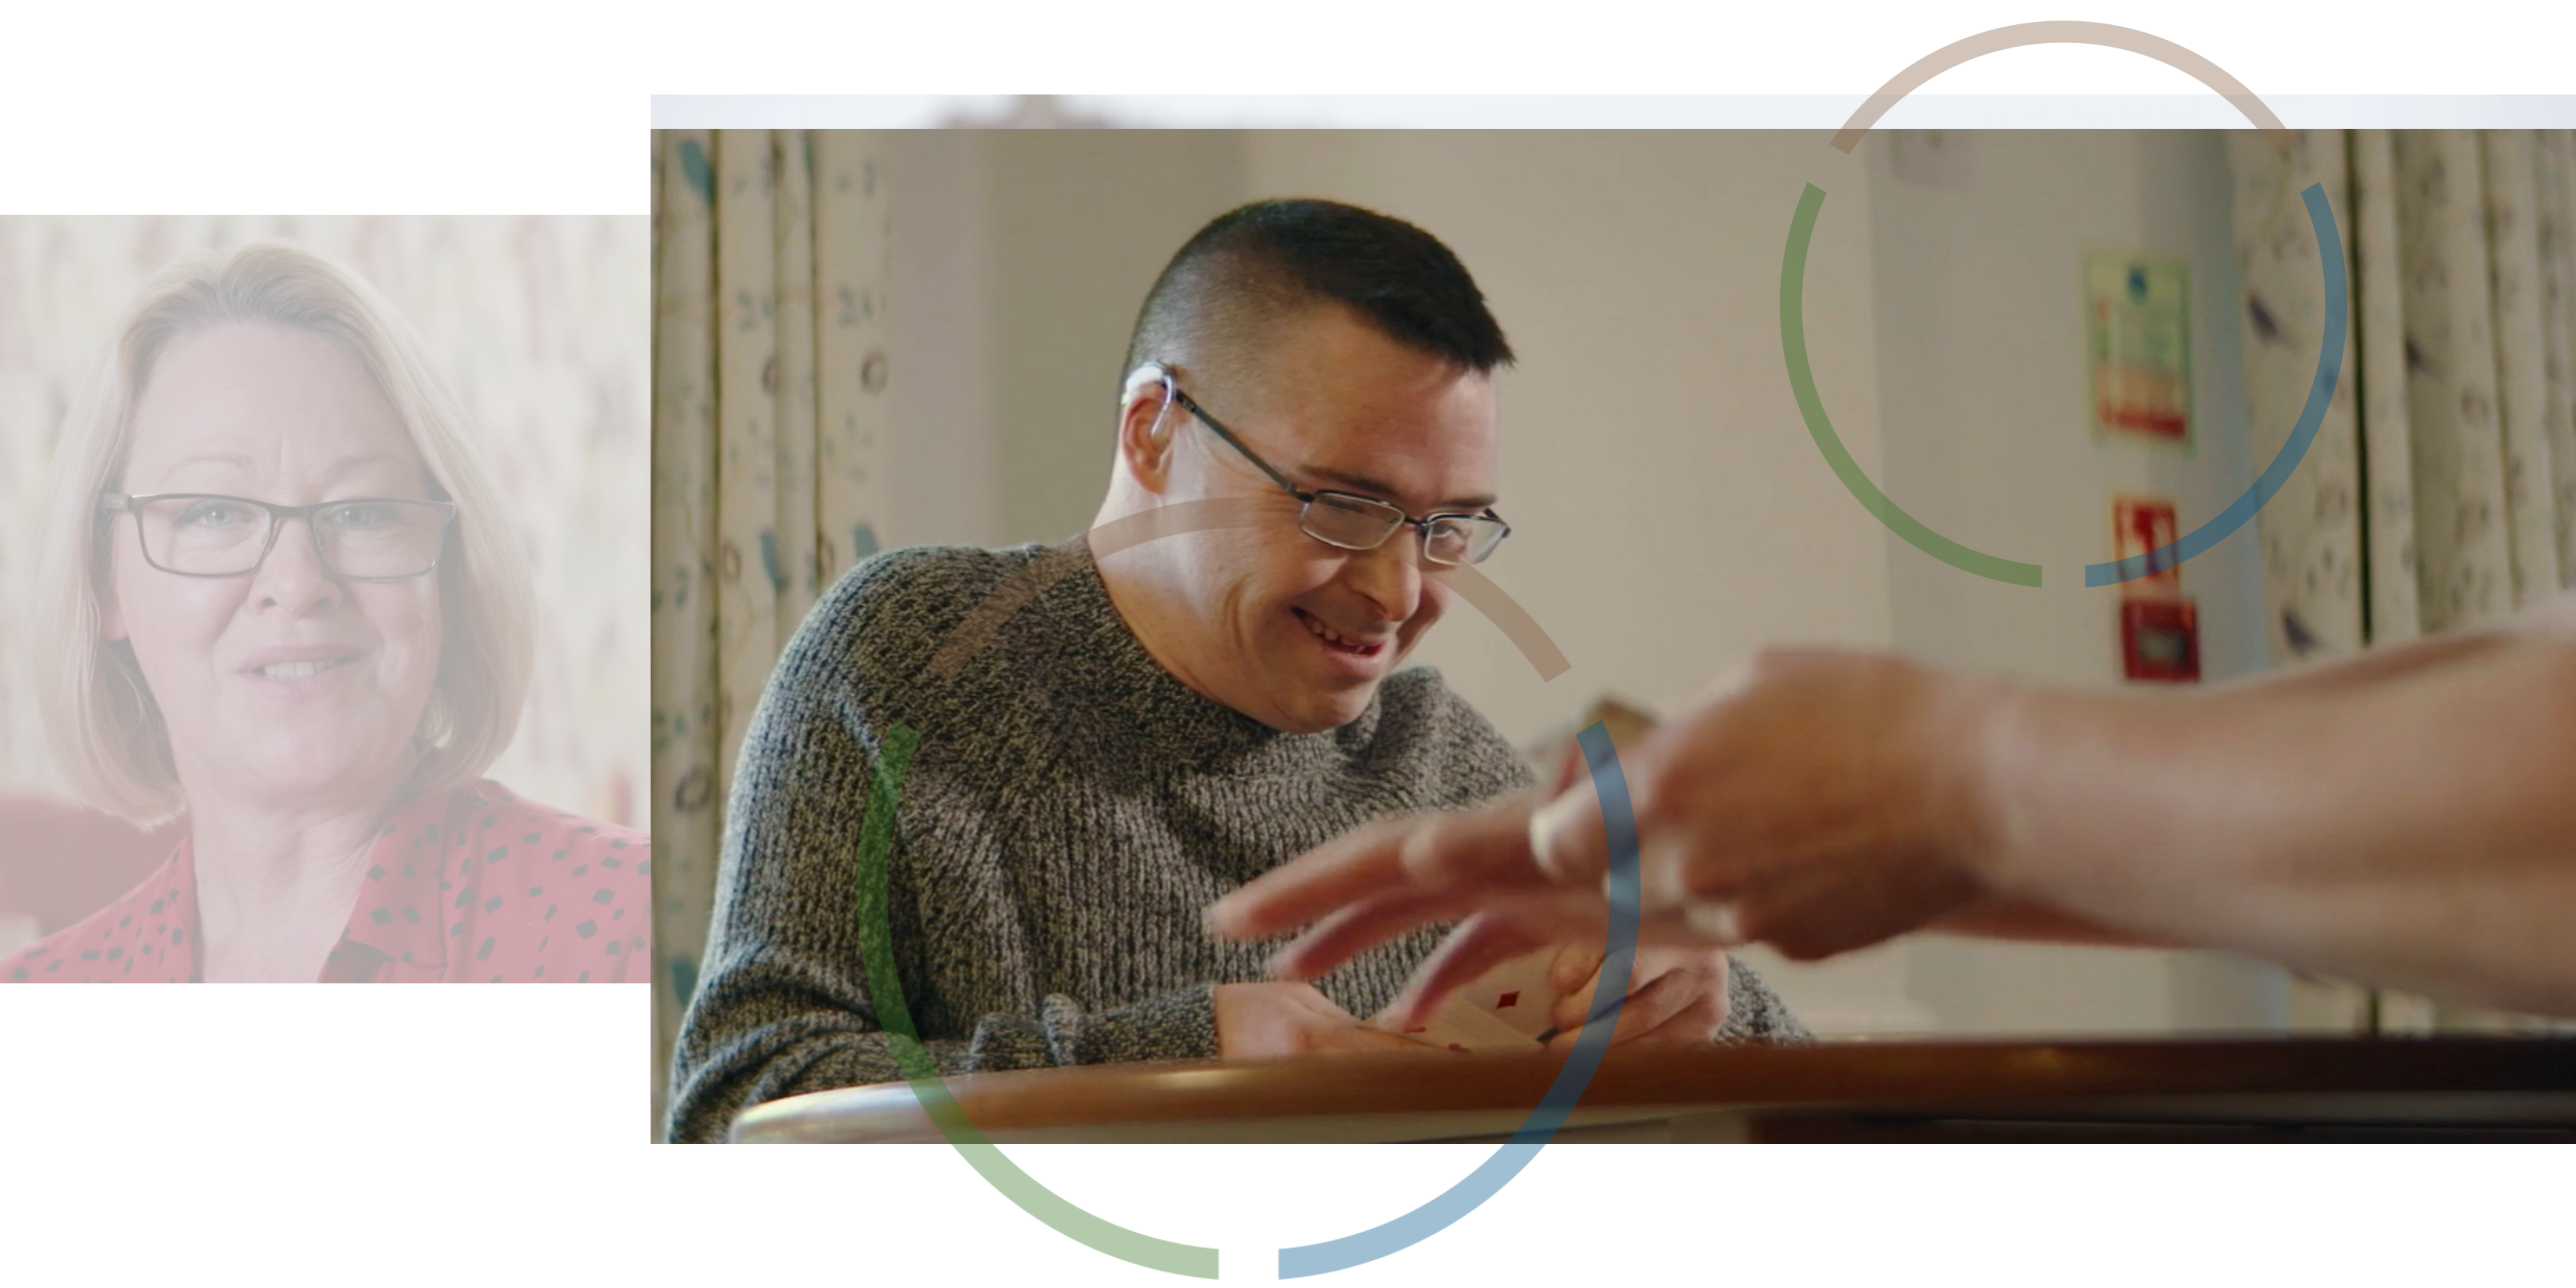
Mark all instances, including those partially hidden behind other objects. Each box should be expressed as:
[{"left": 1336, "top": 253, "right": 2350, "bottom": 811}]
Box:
[
  {"left": 1537, "top": 943, "right": 1733, "bottom": 1050},
  {"left": 1211, "top": 980, "right": 1444, "bottom": 1059}
]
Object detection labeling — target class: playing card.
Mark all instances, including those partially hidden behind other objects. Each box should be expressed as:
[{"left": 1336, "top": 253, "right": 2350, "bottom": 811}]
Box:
[
  {"left": 1367, "top": 947, "right": 1567, "bottom": 1048},
  {"left": 1454, "top": 947, "right": 1565, "bottom": 1039},
  {"left": 1372, "top": 991, "right": 1540, "bottom": 1053}
]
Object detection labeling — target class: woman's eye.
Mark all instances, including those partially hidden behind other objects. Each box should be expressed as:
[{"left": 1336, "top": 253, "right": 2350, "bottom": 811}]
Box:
[
  {"left": 326, "top": 502, "right": 400, "bottom": 528},
  {"left": 176, "top": 501, "right": 257, "bottom": 529}
]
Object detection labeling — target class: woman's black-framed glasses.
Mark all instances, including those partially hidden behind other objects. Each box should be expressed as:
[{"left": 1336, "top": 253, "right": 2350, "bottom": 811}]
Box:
[
  {"left": 1160, "top": 382, "right": 1511, "bottom": 567},
  {"left": 100, "top": 493, "right": 457, "bottom": 580}
]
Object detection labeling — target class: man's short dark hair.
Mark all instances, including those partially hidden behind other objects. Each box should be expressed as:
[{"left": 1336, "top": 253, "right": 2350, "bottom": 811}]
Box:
[{"left": 1122, "top": 199, "right": 1514, "bottom": 397}]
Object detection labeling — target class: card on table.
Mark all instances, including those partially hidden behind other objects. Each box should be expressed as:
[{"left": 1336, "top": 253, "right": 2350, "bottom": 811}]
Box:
[{"left": 1368, "top": 947, "right": 1568, "bottom": 1051}]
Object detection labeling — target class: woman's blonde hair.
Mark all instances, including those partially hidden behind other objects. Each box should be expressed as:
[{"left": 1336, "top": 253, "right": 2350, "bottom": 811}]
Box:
[{"left": 34, "top": 242, "right": 535, "bottom": 824}]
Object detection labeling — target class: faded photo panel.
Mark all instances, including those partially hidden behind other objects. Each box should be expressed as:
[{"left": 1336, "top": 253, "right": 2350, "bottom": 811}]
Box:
[{"left": 0, "top": 216, "right": 649, "bottom": 985}]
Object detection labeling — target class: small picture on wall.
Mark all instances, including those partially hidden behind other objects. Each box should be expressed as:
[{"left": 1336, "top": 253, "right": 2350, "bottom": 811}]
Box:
[
  {"left": 2083, "top": 251, "right": 2192, "bottom": 450},
  {"left": 2109, "top": 492, "right": 2184, "bottom": 599},
  {"left": 2121, "top": 597, "right": 2202, "bottom": 683}
]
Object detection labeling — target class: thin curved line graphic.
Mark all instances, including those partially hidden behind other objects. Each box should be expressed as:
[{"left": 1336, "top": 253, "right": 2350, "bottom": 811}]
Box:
[
  {"left": 859, "top": 519, "right": 1590, "bottom": 1278},
  {"left": 857, "top": 721, "right": 1222, "bottom": 1279},
  {"left": 1829, "top": 21, "right": 2293, "bottom": 155},
  {"left": 1781, "top": 182, "right": 2045, "bottom": 586},
  {"left": 1275, "top": 720, "right": 1641, "bottom": 1278},
  {"left": 2084, "top": 183, "right": 2345, "bottom": 587}
]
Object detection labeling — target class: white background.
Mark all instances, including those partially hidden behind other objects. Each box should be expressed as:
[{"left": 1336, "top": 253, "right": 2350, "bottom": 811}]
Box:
[{"left": 6, "top": 3, "right": 2575, "bottom": 1285}]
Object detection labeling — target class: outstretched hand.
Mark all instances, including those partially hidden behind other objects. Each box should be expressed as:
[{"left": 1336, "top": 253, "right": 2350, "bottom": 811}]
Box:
[{"left": 1208, "top": 650, "right": 2136, "bottom": 1014}]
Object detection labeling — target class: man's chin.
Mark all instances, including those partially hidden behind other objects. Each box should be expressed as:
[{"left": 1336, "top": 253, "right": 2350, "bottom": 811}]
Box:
[{"left": 1272, "top": 684, "right": 1378, "bottom": 735}]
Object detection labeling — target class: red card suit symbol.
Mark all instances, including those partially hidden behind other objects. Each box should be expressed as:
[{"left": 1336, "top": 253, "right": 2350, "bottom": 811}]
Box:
[{"left": 1496, "top": 991, "right": 1520, "bottom": 1009}]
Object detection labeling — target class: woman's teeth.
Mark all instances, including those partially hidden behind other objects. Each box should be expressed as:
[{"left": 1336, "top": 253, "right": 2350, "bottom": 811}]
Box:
[{"left": 259, "top": 658, "right": 346, "bottom": 679}]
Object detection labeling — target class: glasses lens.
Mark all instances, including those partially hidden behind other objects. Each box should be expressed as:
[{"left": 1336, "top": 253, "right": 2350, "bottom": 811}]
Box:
[
  {"left": 139, "top": 496, "right": 272, "bottom": 574},
  {"left": 134, "top": 497, "right": 450, "bottom": 577},
  {"left": 1301, "top": 492, "right": 1404, "bottom": 551},
  {"left": 1424, "top": 515, "right": 1509, "bottom": 565},
  {"left": 317, "top": 500, "right": 450, "bottom": 577}
]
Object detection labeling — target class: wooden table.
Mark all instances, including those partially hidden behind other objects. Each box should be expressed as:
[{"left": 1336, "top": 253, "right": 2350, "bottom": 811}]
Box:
[{"left": 729, "top": 1037, "right": 2576, "bottom": 1143}]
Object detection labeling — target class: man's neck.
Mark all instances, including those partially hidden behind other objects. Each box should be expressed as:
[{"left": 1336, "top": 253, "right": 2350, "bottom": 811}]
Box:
[{"left": 1087, "top": 524, "right": 1230, "bottom": 713}]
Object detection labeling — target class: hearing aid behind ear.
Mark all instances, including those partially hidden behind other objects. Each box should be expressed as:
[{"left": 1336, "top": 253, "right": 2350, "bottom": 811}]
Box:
[{"left": 1122, "top": 362, "right": 1179, "bottom": 447}]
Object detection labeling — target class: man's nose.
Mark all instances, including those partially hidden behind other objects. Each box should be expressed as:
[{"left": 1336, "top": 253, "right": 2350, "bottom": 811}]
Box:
[{"left": 1341, "top": 531, "right": 1423, "bottom": 623}]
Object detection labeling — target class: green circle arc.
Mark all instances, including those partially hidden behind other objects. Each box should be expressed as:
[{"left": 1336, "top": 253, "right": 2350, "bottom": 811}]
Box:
[
  {"left": 857, "top": 721, "right": 1220, "bottom": 1277},
  {"left": 1782, "top": 179, "right": 2349, "bottom": 590},
  {"left": 1779, "top": 182, "right": 2043, "bottom": 586}
]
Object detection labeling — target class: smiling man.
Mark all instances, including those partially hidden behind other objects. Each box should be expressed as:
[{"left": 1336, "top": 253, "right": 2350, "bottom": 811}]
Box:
[{"left": 665, "top": 199, "right": 1802, "bottom": 1143}]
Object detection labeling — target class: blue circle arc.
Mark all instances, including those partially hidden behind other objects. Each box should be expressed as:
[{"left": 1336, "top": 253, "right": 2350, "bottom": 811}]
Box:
[
  {"left": 2082, "top": 182, "right": 2346, "bottom": 587},
  {"left": 1276, "top": 721, "right": 1643, "bottom": 1279}
]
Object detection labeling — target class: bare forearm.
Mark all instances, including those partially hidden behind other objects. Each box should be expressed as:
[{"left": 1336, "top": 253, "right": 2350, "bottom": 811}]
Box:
[{"left": 1972, "top": 631, "right": 2576, "bottom": 1014}]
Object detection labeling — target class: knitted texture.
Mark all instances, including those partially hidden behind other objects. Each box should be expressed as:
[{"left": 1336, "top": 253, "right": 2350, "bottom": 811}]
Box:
[{"left": 666, "top": 541, "right": 1804, "bottom": 1142}]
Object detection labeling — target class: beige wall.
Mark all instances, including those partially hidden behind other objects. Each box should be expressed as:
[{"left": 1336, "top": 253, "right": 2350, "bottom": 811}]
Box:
[
  {"left": 1863, "top": 129, "right": 2285, "bottom": 1035},
  {"left": 1243, "top": 131, "right": 1897, "bottom": 752}
]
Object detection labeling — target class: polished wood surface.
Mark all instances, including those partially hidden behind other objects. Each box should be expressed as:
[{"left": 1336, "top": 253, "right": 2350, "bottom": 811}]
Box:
[{"left": 729, "top": 1037, "right": 2576, "bottom": 1143}]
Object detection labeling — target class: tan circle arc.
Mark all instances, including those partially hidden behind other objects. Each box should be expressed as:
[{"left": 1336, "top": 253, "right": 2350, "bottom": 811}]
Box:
[{"left": 1830, "top": 20, "right": 2295, "bottom": 156}]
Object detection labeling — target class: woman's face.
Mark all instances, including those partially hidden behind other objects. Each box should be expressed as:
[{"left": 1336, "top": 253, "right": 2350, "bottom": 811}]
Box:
[{"left": 105, "top": 322, "right": 444, "bottom": 814}]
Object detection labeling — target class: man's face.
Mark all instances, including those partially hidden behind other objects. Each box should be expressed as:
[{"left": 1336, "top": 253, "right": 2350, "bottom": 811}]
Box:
[{"left": 1153, "top": 304, "right": 1499, "bottom": 734}]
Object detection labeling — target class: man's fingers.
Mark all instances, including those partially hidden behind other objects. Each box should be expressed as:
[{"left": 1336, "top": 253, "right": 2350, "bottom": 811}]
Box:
[
  {"left": 1263, "top": 890, "right": 1470, "bottom": 980},
  {"left": 1547, "top": 941, "right": 1601, "bottom": 992},
  {"left": 1383, "top": 913, "right": 1549, "bottom": 1032},
  {"left": 1621, "top": 985, "right": 1732, "bottom": 1048},
  {"left": 1549, "top": 972, "right": 1598, "bottom": 1033},
  {"left": 1547, "top": 966, "right": 1692, "bottom": 1049}
]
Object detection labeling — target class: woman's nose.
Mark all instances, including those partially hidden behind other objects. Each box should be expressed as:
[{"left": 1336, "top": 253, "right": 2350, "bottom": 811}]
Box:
[{"left": 248, "top": 517, "right": 344, "bottom": 613}]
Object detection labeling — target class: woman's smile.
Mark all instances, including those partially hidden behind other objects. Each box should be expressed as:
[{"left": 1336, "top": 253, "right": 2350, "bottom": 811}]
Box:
[{"left": 238, "top": 644, "right": 368, "bottom": 686}]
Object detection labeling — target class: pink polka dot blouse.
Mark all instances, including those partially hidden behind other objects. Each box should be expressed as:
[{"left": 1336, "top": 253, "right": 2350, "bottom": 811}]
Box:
[{"left": 5, "top": 780, "right": 649, "bottom": 983}]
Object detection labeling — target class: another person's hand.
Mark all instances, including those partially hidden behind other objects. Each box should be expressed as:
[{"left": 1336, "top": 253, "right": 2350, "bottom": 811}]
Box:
[
  {"left": 1211, "top": 980, "right": 1444, "bottom": 1059},
  {"left": 1208, "top": 650, "right": 2021, "bottom": 975},
  {"left": 1542, "top": 648, "right": 2010, "bottom": 960}
]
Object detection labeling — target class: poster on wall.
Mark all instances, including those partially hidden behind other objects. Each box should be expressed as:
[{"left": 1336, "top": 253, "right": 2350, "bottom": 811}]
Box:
[{"left": 2083, "top": 252, "right": 2192, "bottom": 450}]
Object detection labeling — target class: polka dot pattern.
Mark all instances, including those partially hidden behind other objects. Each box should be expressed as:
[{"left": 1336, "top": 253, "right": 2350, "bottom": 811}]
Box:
[{"left": 3, "top": 780, "right": 650, "bottom": 984}]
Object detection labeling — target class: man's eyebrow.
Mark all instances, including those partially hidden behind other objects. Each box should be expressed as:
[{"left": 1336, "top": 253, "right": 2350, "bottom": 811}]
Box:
[{"left": 1302, "top": 464, "right": 1497, "bottom": 514}]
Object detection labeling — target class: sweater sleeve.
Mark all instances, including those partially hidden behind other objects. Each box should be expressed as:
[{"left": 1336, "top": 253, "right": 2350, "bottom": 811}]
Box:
[
  {"left": 664, "top": 550, "right": 1225, "bottom": 1144},
  {"left": 1716, "top": 956, "right": 1812, "bottom": 1044}
]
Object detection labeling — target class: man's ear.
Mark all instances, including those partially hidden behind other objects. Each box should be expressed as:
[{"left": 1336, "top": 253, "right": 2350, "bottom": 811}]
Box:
[{"left": 1116, "top": 373, "right": 1181, "bottom": 495}]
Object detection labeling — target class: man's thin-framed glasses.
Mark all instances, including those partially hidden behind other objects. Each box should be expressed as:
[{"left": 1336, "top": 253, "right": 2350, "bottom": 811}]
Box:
[
  {"left": 1159, "top": 380, "right": 1511, "bottom": 566},
  {"left": 100, "top": 493, "right": 458, "bottom": 580}
]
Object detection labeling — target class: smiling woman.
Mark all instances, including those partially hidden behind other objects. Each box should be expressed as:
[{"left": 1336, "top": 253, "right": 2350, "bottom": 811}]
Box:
[{"left": 5, "top": 243, "right": 646, "bottom": 984}]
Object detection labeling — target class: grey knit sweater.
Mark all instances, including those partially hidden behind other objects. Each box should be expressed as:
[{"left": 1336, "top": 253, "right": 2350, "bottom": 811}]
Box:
[{"left": 666, "top": 540, "right": 1804, "bottom": 1143}]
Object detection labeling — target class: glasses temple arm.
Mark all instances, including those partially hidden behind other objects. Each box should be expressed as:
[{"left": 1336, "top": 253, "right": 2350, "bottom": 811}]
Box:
[{"left": 1167, "top": 381, "right": 1308, "bottom": 498}]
